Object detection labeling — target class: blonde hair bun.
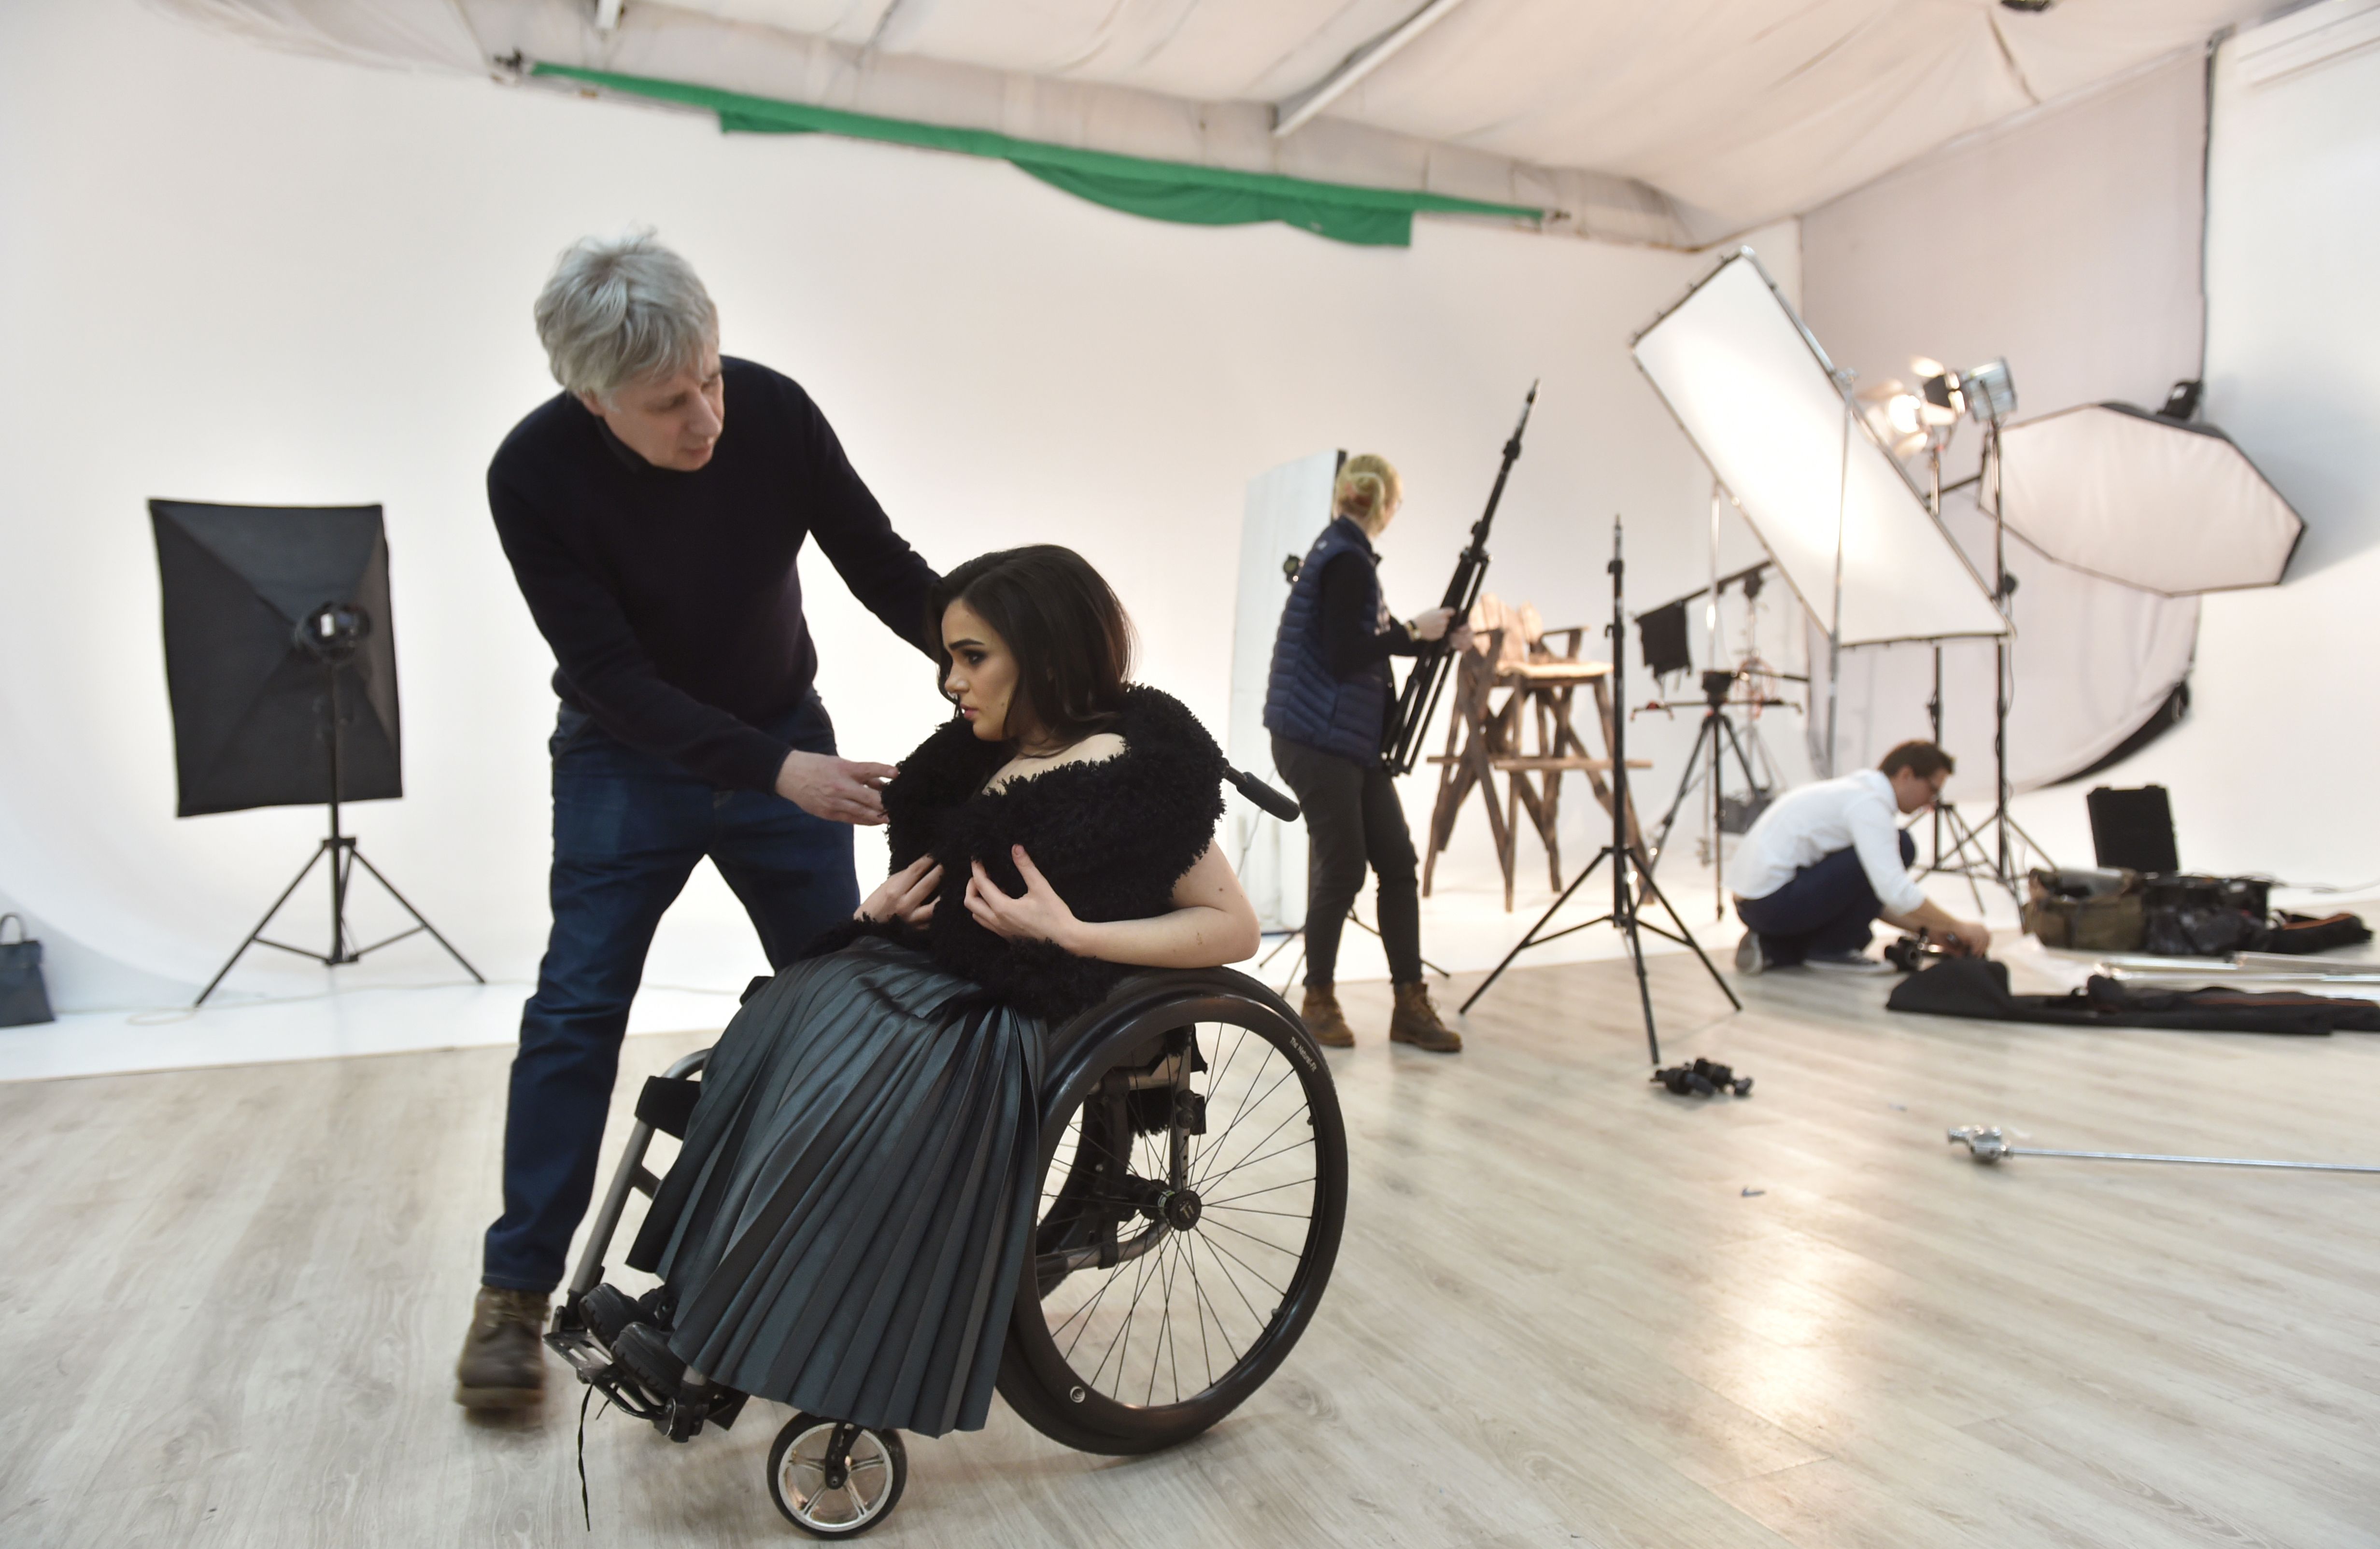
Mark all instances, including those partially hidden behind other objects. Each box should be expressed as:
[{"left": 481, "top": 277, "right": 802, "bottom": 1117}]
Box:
[{"left": 1334, "top": 454, "right": 1403, "bottom": 533}]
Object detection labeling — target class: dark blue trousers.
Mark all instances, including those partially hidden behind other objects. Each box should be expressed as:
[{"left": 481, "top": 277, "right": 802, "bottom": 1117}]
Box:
[
  {"left": 482, "top": 696, "right": 858, "bottom": 1293},
  {"left": 1735, "top": 830, "right": 1918, "bottom": 967}
]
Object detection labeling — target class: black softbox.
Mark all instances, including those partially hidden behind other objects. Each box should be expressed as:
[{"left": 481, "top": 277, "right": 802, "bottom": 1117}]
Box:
[{"left": 150, "top": 500, "right": 402, "bottom": 816}]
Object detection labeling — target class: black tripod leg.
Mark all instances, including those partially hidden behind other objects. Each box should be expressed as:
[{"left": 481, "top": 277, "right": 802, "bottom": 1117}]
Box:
[
  {"left": 1460, "top": 848, "right": 1609, "bottom": 1015},
  {"left": 1609, "top": 856, "right": 1664, "bottom": 1066},
  {"left": 345, "top": 847, "right": 486, "bottom": 983},
  {"left": 1344, "top": 909, "right": 1451, "bottom": 979},
  {"left": 1647, "top": 718, "right": 1715, "bottom": 865},
  {"left": 1631, "top": 856, "right": 1743, "bottom": 1012},
  {"left": 196, "top": 841, "right": 332, "bottom": 1007}
]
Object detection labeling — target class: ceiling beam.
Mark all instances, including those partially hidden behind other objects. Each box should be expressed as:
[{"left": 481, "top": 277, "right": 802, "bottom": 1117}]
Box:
[{"left": 1272, "top": 0, "right": 1475, "bottom": 139}]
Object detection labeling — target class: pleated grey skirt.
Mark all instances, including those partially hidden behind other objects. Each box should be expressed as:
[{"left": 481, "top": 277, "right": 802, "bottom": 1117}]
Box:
[{"left": 632, "top": 936, "right": 1046, "bottom": 1437}]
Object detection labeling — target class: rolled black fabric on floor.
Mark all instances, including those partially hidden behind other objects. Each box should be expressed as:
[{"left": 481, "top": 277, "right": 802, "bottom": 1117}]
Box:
[{"left": 1885, "top": 957, "right": 2378, "bottom": 1034}]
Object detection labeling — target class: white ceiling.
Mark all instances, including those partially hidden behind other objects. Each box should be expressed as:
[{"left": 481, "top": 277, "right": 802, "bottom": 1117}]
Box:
[{"left": 163, "top": 0, "right": 2281, "bottom": 244}]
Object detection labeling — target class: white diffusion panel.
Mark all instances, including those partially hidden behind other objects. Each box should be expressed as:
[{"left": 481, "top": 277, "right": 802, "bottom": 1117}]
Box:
[
  {"left": 1227, "top": 451, "right": 1338, "bottom": 932},
  {"left": 1633, "top": 252, "right": 2007, "bottom": 646}
]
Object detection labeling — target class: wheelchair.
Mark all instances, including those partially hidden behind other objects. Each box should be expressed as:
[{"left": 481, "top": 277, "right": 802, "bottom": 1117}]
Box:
[{"left": 547, "top": 964, "right": 1349, "bottom": 1538}]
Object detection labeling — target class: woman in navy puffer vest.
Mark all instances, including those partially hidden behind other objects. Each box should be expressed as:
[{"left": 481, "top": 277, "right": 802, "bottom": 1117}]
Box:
[{"left": 1262, "top": 455, "right": 1469, "bottom": 1053}]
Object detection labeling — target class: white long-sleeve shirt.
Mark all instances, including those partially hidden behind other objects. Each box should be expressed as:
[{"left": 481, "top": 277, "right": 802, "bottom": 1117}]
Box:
[{"left": 1729, "top": 769, "right": 1925, "bottom": 915}]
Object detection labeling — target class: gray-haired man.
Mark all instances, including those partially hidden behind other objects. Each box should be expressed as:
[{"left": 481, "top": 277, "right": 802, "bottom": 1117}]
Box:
[{"left": 455, "top": 233, "right": 939, "bottom": 1409}]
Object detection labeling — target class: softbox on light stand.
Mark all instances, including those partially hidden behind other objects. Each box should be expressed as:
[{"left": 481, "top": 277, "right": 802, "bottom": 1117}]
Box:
[
  {"left": 150, "top": 499, "right": 479, "bottom": 1003},
  {"left": 1996, "top": 404, "right": 2304, "bottom": 596}
]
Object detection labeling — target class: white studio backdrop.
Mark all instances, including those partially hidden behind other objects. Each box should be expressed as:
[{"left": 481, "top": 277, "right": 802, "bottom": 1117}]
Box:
[
  {"left": 2056, "top": 2, "right": 2380, "bottom": 889},
  {"left": 1797, "top": 46, "right": 2215, "bottom": 801},
  {"left": 0, "top": 0, "right": 1772, "bottom": 1011}
]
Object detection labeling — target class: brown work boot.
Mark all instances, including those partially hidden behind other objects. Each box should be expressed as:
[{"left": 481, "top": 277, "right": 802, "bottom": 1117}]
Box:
[
  {"left": 454, "top": 1285, "right": 549, "bottom": 1410},
  {"left": 1389, "top": 982, "right": 1462, "bottom": 1053},
  {"left": 1300, "top": 985, "right": 1356, "bottom": 1047}
]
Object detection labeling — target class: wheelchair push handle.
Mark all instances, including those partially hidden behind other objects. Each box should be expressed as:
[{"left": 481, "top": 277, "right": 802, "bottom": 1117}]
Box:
[{"left": 1223, "top": 764, "right": 1300, "bottom": 822}]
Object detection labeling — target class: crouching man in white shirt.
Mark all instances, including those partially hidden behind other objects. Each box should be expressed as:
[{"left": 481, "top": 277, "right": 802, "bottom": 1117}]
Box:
[{"left": 1730, "top": 741, "right": 1989, "bottom": 975}]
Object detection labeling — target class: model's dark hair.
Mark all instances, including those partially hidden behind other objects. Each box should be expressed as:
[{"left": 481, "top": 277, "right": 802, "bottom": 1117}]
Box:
[
  {"left": 1879, "top": 740, "right": 1955, "bottom": 781},
  {"left": 928, "top": 546, "right": 1134, "bottom": 742}
]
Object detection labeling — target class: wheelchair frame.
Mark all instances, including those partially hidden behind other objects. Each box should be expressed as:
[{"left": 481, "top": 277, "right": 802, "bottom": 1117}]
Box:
[{"left": 546, "top": 965, "right": 1346, "bottom": 1537}]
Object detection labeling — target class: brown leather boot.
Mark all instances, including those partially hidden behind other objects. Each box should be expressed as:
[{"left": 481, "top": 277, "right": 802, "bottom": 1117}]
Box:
[
  {"left": 1300, "top": 985, "right": 1356, "bottom": 1048},
  {"left": 1389, "top": 982, "right": 1462, "bottom": 1053},
  {"left": 454, "top": 1285, "right": 549, "bottom": 1410}
]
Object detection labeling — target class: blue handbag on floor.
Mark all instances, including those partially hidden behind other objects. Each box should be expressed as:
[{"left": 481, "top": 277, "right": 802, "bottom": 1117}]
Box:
[{"left": 0, "top": 915, "right": 56, "bottom": 1027}]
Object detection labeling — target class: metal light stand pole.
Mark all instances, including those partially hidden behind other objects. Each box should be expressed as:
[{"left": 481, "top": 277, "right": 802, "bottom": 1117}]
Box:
[
  {"left": 196, "top": 619, "right": 483, "bottom": 1007},
  {"left": 1460, "top": 516, "right": 1741, "bottom": 1066}
]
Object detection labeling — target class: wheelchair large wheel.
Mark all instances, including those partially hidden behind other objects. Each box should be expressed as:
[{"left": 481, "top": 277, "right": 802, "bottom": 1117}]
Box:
[{"left": 996, "top": 971, "right": 1347, "bottom": 1455}]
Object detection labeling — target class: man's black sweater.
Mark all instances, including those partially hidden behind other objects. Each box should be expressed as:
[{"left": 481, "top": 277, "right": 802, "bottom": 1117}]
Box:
[{"left": 489, "top": 358, "right": 937, "bottom": 792}]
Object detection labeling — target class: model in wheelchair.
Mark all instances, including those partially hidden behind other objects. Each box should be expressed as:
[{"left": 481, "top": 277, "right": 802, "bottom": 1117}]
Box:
[{"left": 547, "top": 966, "right": 1348, "bottom": 1539}]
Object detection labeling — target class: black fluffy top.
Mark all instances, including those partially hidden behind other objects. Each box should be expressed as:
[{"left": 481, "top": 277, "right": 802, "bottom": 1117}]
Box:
[{"left": 808, "top": 686, "right": 1227, "bottom": 1023}]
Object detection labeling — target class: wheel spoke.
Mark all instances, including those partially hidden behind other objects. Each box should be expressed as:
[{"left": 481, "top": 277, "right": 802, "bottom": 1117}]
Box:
[
  {"left": 1195, "top": 1133, "right": 1315, "bottom": 1192},
  {"left": 1193, "top": 1060, "right": 1301, "bottom": 1188},
  {"left": 1202, "top": 1203, "right": 1312, "bottom": 1220},
  {"left": 1202, "top": 1225, "right": 1292, "bottom": 1293},
  {"left": 1204, "top": 1175, "right": 1317, "bottom": 1208}
]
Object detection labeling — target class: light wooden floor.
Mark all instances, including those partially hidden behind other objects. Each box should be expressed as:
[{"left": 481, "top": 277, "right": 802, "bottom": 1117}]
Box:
[{"left": 6, "top": 955, "right": 2379, "bottom": 1548}]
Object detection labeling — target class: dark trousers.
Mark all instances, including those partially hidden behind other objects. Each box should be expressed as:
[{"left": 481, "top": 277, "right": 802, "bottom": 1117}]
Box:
[
  {"left": 1735, "top": 830, "right": 1918, "bottom": 967},
  {"left": 1271, "top": 735, "right": 1422, "bottom": 987},
  {"left": 482, "top": 696, "right": 857, "bottom": 1293}
]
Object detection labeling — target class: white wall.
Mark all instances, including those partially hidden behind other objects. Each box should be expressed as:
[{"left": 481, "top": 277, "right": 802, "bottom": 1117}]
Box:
[
  {"left": 2039, "top": 12, "right": 2380, "bottom": 889},
  {"left": 0, "top": 0, "right": 1766, "bottom": 1009},
  {"left": 1797, "top": 50, "right": 2210, "bottom": 800}
]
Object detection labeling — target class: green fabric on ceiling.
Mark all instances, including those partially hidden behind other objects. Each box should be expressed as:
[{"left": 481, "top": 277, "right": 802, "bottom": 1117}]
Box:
[{"left": 532, "top": 63, "right": 1541, "bottom": 249}]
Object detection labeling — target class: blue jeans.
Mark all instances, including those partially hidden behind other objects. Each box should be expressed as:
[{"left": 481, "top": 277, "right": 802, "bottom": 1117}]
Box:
[
  {"left": 482, "top": 695, "right": 858, "bottom": 1293},
  {"left": 1736, "top": 830, "right": 1918, "bottom": 967}
]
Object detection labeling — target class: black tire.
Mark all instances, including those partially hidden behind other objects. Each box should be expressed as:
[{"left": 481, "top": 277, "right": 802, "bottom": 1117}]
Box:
[
  {"left": 765, "top": 1414, "right": 906, "bottom": 1538},
  {"left": 996, "top": 970, "right": 1347, "bottom": 1455}
]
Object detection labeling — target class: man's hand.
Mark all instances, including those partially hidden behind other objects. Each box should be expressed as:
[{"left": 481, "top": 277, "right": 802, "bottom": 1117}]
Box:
[
  {"left": 776, "top": 749, "right": 897, "bottom": 825},
  {"left": 858, "top": 854, "right": 941, "bottom": 926},
  {"left": 964, "top": 847, "right": 1082, "bottom": 949},
  {"left": 1939, "top": 919, "right": 1992, "bottom": 957},
  {"left": 1412, "top": 606, "right": 1458, "bottom": 642}
]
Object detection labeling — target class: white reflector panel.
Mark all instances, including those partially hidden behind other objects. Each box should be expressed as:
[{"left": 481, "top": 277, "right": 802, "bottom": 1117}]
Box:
[
  {"left": 1633, "top": 251, "right": 2007, "bottom": 646},
  {"left": 1997, "top": 403, "right": 2304, "bottom": 596}
]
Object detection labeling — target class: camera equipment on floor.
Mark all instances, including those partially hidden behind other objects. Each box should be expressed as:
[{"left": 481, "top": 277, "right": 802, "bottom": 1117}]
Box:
[
  {"left": 1882, "top": 930, "right": 1961, "bottom": 973},
  {"left": 1651, "top": 1058, "right": 1753, "bottom": 1098},
  {"left": 150, "top": 499, "right": 481, "bottom": 1005},
  {"left": 2019, "top": 784, "right": 2371, "bottom": 958},
  {"left": 1381, "top": 381, "right": 1536, "bottom": 776}
]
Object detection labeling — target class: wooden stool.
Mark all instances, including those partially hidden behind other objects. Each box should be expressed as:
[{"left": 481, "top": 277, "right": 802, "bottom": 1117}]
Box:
[{"left": 1422, "top": 609, "right": 1649, "bottom": 911}]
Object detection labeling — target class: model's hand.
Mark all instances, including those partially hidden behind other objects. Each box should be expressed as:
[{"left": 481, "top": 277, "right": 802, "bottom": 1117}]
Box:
[
  {"left": 965, "top": 847, "right": 1081, "bottom": 947},
  {"left": 858, "top": 855, "right": 941, "bottom": 926},
  {"left": 776, "top": 749, "right": 897, "bottom": 825},
  {"left": 1942, "top": 920, "right": 1992, "bottom": 957},
  {"left": 1412, "top": 606, "right": 1457, "bottom": 642}
]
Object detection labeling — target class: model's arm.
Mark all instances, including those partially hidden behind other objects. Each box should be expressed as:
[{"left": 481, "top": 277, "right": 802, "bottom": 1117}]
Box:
[{"left": 963, "top": 842, "right": 1261, "bottom": 967}]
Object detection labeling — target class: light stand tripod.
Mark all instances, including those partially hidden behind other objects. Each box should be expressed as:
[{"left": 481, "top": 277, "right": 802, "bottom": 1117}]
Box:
[
  {"left": 1644, "top": 667, "right": 1790, "bottom": 913},
  {"left": 195, "top": 604, "right": 482, "bottom": 1006},
  {"left": 1460, "top": 517, "right": 1740, "bottom": 1066},
  {"left": 1914, "top": 417, "right": 2051, "bottom": 902}
]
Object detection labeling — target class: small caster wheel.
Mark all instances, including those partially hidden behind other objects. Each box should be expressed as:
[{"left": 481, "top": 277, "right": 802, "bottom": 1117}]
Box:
[{"left": 767, "top": 1412, "right": 906, "bottom": 1538}]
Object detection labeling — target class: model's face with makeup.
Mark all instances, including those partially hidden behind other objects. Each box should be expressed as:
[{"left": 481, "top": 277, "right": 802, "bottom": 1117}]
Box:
[{"left": 942, "top": 599, "right": 1028, "bottom": 745}]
